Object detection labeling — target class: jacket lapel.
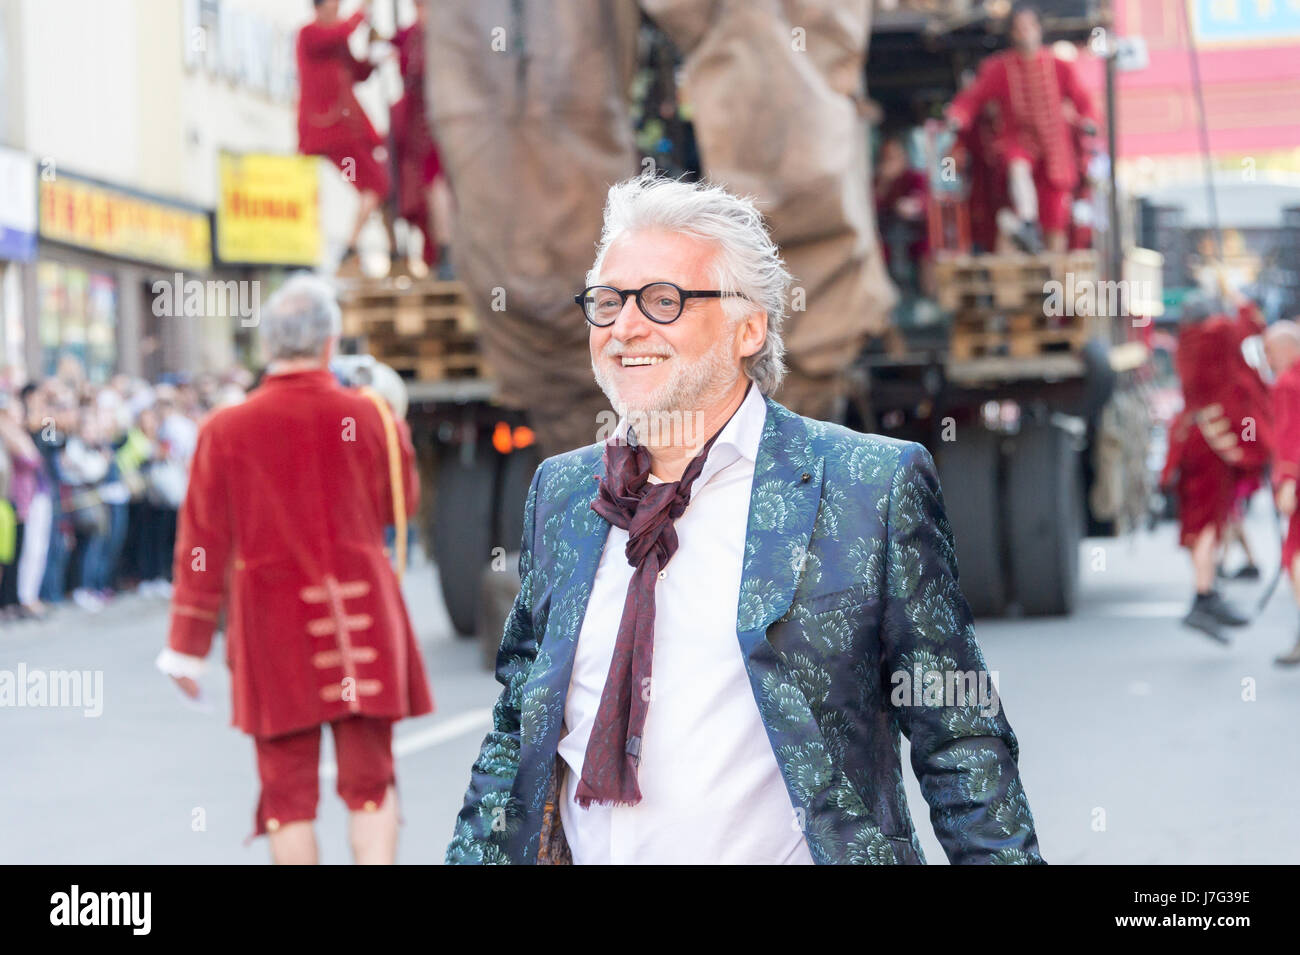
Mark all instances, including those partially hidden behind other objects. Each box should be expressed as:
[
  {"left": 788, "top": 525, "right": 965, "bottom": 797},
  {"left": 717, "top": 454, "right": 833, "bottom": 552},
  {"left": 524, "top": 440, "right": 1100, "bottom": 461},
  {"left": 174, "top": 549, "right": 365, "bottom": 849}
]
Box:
[
  {"left": 512, "top": 444, "right": 609, "bottom": 857},
  {"left": 735, "top": 397, "right": 825, "bottom": 656}
]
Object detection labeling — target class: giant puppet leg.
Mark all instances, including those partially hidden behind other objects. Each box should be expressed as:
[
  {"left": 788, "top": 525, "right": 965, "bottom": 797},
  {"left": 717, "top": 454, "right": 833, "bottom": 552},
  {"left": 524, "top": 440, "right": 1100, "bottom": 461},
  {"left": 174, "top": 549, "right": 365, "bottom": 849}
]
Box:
[
  {"left": 642, "top": 0, "right": 896, "bottom": 421},
  {"left": 425, "top": 0, "right": 641, "bottom": 456}
]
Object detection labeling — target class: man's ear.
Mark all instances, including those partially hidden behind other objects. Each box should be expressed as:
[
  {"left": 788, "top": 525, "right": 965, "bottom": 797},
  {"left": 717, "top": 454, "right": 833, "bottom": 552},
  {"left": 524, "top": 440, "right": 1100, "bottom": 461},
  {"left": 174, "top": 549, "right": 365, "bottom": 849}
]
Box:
[{"left": 736, "top": 309, "right": 767, "bottom": 360}]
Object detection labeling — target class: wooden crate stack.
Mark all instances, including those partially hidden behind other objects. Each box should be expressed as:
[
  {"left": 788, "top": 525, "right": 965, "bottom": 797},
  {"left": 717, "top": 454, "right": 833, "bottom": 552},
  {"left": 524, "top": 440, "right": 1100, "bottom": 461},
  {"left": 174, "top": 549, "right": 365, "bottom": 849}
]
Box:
[
  {"left": 934, "top": 251, "right": 1099, "bottom": 361},
  {"left": 339, "top": 279, "right": 489, "bottom": 382}
]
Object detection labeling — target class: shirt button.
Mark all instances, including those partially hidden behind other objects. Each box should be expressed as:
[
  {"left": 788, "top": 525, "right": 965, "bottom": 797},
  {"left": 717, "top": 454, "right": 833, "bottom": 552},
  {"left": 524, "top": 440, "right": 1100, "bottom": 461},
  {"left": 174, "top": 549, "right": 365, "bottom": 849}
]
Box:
[
  {"left": 363, "top": 800, "right": 378, "bottom": 812},
  {"left": 657, "top": 569, "right": 667, "bottom": 580},
  {"left": 266, "top": 818, "right": 280, "bottom": 832}
]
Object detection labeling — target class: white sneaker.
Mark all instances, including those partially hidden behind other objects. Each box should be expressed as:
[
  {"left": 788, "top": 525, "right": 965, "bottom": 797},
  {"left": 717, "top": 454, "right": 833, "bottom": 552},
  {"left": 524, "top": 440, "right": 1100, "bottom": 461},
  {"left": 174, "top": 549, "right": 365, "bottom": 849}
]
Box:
[{"left": 72, "top": 588, "right": 104, "bottom": 613}]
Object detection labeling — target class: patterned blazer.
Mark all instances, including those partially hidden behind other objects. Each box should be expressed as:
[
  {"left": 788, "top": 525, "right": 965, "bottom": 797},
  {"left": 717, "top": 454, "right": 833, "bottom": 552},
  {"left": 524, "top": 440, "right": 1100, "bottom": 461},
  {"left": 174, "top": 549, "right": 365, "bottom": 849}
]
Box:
[{"left": 447, "top": 396, "right": 1045, "bottom": 864}]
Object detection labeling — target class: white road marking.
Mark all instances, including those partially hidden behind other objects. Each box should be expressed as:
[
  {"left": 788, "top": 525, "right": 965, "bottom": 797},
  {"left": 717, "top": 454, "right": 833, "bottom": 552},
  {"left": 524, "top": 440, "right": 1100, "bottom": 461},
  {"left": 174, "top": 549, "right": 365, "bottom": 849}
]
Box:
[
  {"left": 319, "top": 708, "right": 494, "bottom": 780},
  {"left": 1093, "top": 601, "right": 1188, "bottom": 618}
]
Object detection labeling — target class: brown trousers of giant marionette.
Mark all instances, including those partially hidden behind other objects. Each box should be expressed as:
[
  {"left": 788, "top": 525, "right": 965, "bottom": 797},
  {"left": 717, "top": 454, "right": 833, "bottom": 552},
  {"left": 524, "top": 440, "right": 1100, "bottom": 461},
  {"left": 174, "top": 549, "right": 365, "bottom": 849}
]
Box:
[{"left": 425, "top": 0, "right": 896, "bottom": 456}]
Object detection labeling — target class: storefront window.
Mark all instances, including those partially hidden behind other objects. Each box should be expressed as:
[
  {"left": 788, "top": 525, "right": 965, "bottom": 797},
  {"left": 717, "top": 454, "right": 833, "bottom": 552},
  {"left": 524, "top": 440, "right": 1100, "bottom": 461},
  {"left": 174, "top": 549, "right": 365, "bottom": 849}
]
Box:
[{"left": 37, "top": 260, "right": 118, "bottom": 382}]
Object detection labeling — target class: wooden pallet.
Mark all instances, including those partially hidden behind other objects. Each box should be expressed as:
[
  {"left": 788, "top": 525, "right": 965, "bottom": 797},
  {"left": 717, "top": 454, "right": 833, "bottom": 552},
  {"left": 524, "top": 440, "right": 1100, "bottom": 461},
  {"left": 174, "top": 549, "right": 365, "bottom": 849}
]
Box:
[
  {"left": 949, "top": 311, "right": 1090, "bottom": 361},
  {"left": 341, "top": 280, "right": 479, "bottom": 337},
  {"left": 934, "top": 251, "right": 1098, "bottom": 312},
  {"left": 383, "top": 353, "right": 490, "bottom": 382},
  {"left": 338, "top": 278, "right": 488, "bottom": 382}
]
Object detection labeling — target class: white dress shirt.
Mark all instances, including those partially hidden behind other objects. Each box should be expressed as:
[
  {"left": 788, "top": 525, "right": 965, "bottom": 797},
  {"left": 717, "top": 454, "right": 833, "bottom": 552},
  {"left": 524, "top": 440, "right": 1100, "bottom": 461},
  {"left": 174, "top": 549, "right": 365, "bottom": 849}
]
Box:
[{"left": 557, "top": 382, "right": 815, "bottom": 865}]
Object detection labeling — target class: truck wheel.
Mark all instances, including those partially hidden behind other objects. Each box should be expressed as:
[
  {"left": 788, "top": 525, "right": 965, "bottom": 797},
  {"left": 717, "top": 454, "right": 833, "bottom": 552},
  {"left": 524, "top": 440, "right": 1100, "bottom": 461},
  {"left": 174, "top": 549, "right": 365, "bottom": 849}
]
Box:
[
  {"left": 432, "top": 445, "right": 496, "bottom": 637},
  {"left": 478, "top": 551, "right": 521, "bottom": 670},
  {"left": 935, "top": 426, "right": 1007, "bottom": 616},
  {"left": 496, "top": 447, "right": 540, "bottom": 552},
  {"left": 1005, "top": 417, "right": 1083, "bottom": 615}
]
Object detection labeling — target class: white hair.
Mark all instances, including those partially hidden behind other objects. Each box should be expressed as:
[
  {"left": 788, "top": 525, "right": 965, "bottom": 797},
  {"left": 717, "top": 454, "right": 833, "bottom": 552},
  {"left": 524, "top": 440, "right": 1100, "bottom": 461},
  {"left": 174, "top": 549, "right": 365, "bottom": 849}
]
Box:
[
  {"left": 261, "top": 273, "right": 342, "bottom": 361},
  {"left": 586, "top": 175, "right": 790, "bottom": 395}
]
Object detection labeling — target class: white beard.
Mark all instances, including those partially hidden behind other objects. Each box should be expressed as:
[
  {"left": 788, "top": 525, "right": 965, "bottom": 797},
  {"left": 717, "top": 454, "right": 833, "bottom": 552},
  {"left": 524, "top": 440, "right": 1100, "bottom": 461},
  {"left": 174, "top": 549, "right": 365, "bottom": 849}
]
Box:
[{"left": 593, "top": 331, "right": 740, "bottom": 423}]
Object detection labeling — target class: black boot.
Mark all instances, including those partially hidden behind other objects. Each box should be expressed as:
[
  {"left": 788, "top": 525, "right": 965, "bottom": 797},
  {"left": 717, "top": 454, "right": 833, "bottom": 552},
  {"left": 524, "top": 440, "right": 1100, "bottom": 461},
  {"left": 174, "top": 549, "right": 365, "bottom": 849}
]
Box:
[
  {"left": 1009, "top": 221, "right": 1045, "bottom": 255},
  {"left": 1183, "top": 591, "right": 1246, "bottom": 643}
]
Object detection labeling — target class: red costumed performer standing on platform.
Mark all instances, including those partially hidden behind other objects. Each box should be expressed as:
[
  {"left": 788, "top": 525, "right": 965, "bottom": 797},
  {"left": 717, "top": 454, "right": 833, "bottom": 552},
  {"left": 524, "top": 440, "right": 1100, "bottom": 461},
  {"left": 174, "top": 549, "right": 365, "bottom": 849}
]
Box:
[
  {"left": 1161, "top": 296, "right": 1272, "bottom": 641},
  {"left": 297, "top": 0, "right": 390, "bottom": 276},
  {"left": 391, "top": 2, "right": 442, "bottom": 274},
  {"left": 156, "top": 275, "right": 433, "bottom": 864},
  {"left": 945, "top": 3, "right": 1097, "bottom": 254},
  {"left": 1264, "top": 320, "right": 1300, "bottom": 666}
]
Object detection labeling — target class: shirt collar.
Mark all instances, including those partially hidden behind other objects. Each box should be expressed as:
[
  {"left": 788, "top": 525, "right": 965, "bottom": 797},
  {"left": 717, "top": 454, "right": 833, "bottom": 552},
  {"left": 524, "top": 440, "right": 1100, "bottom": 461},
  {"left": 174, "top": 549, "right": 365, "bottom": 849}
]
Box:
[{"left": 636, "top": 380, "right": 767, "bottom": 487}]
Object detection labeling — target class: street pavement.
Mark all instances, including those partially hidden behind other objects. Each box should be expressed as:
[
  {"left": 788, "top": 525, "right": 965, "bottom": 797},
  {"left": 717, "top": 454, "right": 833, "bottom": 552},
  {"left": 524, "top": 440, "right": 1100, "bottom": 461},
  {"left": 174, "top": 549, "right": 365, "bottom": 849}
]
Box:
[{"left": 2, "top": 500, "right": 1296, "bottom": 864}]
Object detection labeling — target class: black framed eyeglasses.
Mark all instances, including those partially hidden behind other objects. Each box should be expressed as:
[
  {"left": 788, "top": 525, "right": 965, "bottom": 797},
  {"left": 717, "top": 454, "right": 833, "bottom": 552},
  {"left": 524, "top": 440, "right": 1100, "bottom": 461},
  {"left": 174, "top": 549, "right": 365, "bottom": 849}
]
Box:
[{"left": 575, "top": 282, "right": 741, "bottom": 327}]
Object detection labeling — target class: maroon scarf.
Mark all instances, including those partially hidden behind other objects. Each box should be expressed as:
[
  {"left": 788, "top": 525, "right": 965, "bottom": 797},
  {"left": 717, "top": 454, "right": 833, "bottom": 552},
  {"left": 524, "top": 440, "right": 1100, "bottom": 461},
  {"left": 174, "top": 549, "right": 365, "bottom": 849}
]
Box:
[{"left": 575, "top": 422, "right": 725, "bottom": 807}]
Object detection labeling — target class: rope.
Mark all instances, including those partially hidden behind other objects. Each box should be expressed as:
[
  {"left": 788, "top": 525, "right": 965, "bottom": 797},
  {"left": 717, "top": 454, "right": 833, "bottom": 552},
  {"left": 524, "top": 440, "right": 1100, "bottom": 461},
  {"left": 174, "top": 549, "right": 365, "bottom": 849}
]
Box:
[{"left": 360, "top": 386, "right": 408, "bottom": 582}]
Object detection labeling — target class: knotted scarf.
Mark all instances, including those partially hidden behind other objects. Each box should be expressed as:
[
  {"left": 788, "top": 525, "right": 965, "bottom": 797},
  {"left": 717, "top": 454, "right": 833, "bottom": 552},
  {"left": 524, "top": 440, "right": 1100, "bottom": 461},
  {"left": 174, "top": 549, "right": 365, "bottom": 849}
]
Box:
[{"left": 575, "top": 422, "right": 725, "bottom": 807}]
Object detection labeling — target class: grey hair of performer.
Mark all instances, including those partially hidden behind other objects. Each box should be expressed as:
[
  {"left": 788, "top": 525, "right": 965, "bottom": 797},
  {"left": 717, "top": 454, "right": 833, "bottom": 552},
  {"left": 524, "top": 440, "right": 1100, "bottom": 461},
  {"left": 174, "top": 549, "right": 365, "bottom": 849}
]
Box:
[
  {"left": 586, "top": 175, "right": 791, "bottom": 395},
  {"left": 261, "top": 273, "right": 343, "bottom": 361}
]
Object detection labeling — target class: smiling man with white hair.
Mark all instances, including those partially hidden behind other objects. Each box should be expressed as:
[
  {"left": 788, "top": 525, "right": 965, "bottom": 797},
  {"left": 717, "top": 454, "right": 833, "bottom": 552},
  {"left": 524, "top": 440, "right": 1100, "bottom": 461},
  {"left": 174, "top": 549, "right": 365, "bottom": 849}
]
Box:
[
  {"left": 448, "top": 175, "right": 1043, "bottom": 865},
  {"left": 157, "top": 273, "right": 431, "bottom": 865}
]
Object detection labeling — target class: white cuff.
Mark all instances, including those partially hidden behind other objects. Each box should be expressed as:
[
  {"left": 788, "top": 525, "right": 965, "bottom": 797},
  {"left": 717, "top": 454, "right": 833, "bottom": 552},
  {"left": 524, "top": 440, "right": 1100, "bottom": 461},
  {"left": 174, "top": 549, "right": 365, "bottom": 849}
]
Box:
[{"left": 155, "top": 648, "right": 207, "bottom": 681}]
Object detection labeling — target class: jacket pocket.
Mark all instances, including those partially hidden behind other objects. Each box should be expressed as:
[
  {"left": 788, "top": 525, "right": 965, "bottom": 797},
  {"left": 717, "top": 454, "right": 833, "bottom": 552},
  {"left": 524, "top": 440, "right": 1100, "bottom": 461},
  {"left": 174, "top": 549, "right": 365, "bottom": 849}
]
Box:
[{"left": 792, "top": 581, "right": 875, "bottom": 619}]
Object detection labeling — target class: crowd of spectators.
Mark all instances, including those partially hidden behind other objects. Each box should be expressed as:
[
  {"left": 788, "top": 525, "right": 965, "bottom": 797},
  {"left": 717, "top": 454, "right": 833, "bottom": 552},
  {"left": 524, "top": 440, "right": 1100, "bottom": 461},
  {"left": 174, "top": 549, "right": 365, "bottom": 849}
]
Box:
[{"left": 0, "top": 356, "right": 250, "bottom": 623}]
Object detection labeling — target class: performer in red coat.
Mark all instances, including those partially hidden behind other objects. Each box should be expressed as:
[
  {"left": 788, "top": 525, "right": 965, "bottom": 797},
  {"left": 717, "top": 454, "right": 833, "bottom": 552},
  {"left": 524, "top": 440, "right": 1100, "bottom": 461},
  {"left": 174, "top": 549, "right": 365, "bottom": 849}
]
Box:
[
  {"left": 157, "top": 275, "right": 433, "bottom": 864},
  {"left": 946, "top": 3, "right": 1097, "bottom": 253},
  {"left": 1162, "top": 296, "right": 1270, "bottom": 640},
  {"left": 297, "top": 0, "right": 389, "bottom": 275},
  {"left": 391, "top": 3, "right": 442, "bottom": 272},
  {"left": 1265, "top": 320, "right": 1300, "bottom": 665},
  {"left": 874, "top": 136, "right": 928, "bottom": 292},
  {"left": 954, "top": 95, "right": 1010, "bottom": 253}
]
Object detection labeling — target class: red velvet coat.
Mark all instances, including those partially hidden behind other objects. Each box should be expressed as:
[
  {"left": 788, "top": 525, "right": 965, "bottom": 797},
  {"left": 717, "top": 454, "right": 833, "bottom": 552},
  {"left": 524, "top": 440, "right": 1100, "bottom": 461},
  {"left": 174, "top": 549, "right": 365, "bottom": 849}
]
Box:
[
  {"left": 296, "top": 11, "right": 382, "bottom": 155},
  {"left": 166, "top": 369, "right": 434, "bottom": 738},
  {"left": 948, "top": 49, "right": 1096, "bottom": 192}
]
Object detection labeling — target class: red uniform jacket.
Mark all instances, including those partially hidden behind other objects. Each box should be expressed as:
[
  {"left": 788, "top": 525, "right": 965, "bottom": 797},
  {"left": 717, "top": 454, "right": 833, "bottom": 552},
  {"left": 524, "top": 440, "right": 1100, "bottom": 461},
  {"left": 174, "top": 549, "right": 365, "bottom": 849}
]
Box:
[
  {"left": 166, "top": 369, "right": 434, "bottom": 738},
  {"left": 1174, "top": 308, "right": 1272, "bottom": 472},
  {"left": 296, "top": 11, "right": 382, "bottom": 155},
  {"left": 391, "top": 23, "right": 441, "bottom": 221},
  {"left": 1273, "top": 362, "right": 1300, "bottom": 568},
  {"left": 1273, "top": 362, "right": 1300, "bottom": 484},
  {"left": 948, "top": 49, "right": 1096, "bottom": 192}
]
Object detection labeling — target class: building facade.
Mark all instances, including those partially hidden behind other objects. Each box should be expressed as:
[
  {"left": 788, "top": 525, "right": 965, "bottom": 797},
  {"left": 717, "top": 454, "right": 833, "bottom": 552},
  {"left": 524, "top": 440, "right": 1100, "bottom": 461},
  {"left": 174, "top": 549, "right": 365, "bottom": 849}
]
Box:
[{"left": 0, "top": 0, "right": 402, "bottom": 384}]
